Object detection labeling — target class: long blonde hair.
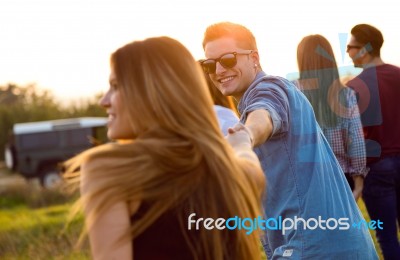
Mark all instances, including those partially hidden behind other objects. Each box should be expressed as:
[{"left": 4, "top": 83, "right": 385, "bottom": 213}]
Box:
[{"left": 65, "top": 36, "right": 263, "bottom": 259}]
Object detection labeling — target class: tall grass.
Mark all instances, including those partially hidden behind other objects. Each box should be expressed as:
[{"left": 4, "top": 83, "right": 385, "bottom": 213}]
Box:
[
  {"left": 0, "top": 176, "right": 384, "bottom": 259},
  {"left": 0, "top": 181, "right": 90, "bottom": 259}
]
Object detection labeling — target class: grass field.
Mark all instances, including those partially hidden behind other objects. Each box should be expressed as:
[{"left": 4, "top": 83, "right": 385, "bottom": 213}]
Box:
[
  {"left": 0, "top": 172, "right": 383, "bottom": 259},
  {"left": 0, "top": 178, "right": 90, "bottom": 259}
]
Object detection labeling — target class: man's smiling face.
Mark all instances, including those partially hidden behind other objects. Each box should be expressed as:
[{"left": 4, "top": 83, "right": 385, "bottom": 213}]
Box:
[{"left": 204, "top": 37, "right": 258, "bottom": 100}]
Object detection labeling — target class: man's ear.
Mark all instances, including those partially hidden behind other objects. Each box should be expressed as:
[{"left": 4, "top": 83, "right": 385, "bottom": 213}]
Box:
[
  {"left": 251, "top": 51, "right": 260, "bottom": 66},
  {"left": 359, "top": 47, "right": 367, "bottom": 56},
  {"left": 354, "top": 47, "right": 368, "bottom": 60},
  {"left": 360, "top": 43, "right": 373, "bottom": 56}
]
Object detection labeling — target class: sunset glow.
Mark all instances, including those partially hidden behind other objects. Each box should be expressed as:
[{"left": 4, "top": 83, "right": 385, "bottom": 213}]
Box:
[{"left": 1, "top": 0, "right": 398, "bottom": 103}]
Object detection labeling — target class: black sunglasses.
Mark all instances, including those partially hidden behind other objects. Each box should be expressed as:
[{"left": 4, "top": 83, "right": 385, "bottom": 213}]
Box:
[
  {"left": 346, "top": 45, "right": 362, "bottom": 51},
  {"left": 201, "top": 50, "right": 256, "bottom": 74}
]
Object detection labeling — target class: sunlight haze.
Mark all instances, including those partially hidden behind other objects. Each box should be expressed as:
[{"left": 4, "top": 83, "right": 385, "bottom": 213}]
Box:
[{"left": 1, "top": 0, "right": 399, "bottom": 104}]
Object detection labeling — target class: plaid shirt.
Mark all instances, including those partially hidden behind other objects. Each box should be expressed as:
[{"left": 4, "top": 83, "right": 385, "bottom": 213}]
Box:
[{"left": 320, "top": 88, "right": 369, "bottom": 177}]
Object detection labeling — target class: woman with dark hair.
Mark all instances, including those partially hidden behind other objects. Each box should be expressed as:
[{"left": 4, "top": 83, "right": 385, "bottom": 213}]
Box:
[{"left": 295, "top": 34, "right": 368, "bottom": 201}]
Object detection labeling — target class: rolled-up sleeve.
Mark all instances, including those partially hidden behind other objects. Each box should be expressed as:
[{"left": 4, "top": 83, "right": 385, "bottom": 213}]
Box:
[{"left": 239, "top": 82, "right": 289, "bottom": 138}]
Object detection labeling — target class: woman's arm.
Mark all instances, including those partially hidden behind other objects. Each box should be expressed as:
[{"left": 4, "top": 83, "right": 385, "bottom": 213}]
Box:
[
  {"left": 81, "top": 162, "right": 139, "bottom": 260},
  {"left": 346, "top": 90, "right": 367, "bottom": 201},
  {"left": 352, "top": 175, "right": 364, "bottom": 201},
  {"left": 226, "top": 125, "right": 265, "bottom": 195}
]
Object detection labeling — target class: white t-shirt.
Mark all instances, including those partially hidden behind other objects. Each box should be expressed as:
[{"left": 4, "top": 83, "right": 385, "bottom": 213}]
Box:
[{"left": 213, "top": 105, "right": 239, "bottom": 135}]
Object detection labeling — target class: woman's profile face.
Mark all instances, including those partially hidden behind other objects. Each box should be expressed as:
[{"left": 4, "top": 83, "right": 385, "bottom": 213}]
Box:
[{"left": 99, "top": 71, "right": 135, "bottom": 140}]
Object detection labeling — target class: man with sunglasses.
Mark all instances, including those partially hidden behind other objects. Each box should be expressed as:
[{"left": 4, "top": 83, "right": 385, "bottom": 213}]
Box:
[
  {"left": 202, "top": 22, "right": 378, "bottom": 259},
  {"left": 346, "top": 24, "right": 400, "bottom": 259}
]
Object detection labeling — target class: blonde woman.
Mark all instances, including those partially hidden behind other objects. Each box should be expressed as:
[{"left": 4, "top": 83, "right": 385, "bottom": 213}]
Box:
[{"left": 65, "top": 36, "right": 264, "bottom": 260}]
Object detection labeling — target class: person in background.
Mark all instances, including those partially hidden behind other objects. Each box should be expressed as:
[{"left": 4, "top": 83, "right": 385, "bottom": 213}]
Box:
[
  {"left": 295, "top": 34, "right": 368, "bottom": 201},
  {"left": 64, "top": 36, "right": 265, "bottom": 260},
  {"left": 201, "top": 21, "right": 378, "bottom": 259},
  {"left": 200, "top": 64, "right": 239, "bottom": 135},
  {"left": 346, "top": 23, "right": 400, "bottom": 259}
]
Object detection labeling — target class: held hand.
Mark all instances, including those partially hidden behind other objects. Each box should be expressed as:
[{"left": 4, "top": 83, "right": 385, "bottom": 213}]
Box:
[{"left": 226, "top": 123, "right": 254, "bottom": 148}]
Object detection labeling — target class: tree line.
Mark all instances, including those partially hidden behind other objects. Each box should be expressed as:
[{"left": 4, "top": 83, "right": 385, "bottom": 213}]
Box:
[{"left": 0, "top": 83, "right": 106, "bottom": 160}]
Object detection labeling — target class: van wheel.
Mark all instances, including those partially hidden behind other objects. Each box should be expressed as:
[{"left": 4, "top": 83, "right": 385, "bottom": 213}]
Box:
[
  {"left": 4, "top": 145, "right": 17, "bottom": 171},
  {"left": 40, "top": 170, "right": 62, "bottom": 189}
]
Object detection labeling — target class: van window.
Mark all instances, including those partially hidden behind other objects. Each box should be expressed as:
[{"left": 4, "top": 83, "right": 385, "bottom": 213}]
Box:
[
  {"left": 19, "top": 132, "right": 58, "bottom": 150},
  {"left": 65, "top": 128, "right": 93, "bottom": 147}
]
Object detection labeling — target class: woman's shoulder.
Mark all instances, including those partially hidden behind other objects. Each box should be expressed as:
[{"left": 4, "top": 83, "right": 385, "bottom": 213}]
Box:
[{"left": 213, "top": 105, "right": 239, "bottom": 120}]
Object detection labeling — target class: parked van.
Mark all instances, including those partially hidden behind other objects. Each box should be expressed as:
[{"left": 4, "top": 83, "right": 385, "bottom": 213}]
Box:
[{"left": 4, "top": 117, "right": 108, "bottom": 188}]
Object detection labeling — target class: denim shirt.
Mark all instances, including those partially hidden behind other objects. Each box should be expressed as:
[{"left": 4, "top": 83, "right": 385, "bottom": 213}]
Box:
[{"left": 238, "top": 72, "right": 378, "bottom": 259}]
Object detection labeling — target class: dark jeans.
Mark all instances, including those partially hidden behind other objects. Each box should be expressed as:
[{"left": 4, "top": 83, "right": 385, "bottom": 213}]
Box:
[{"left": 362, "top": 155, "right": 400, "bottom": 260}]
